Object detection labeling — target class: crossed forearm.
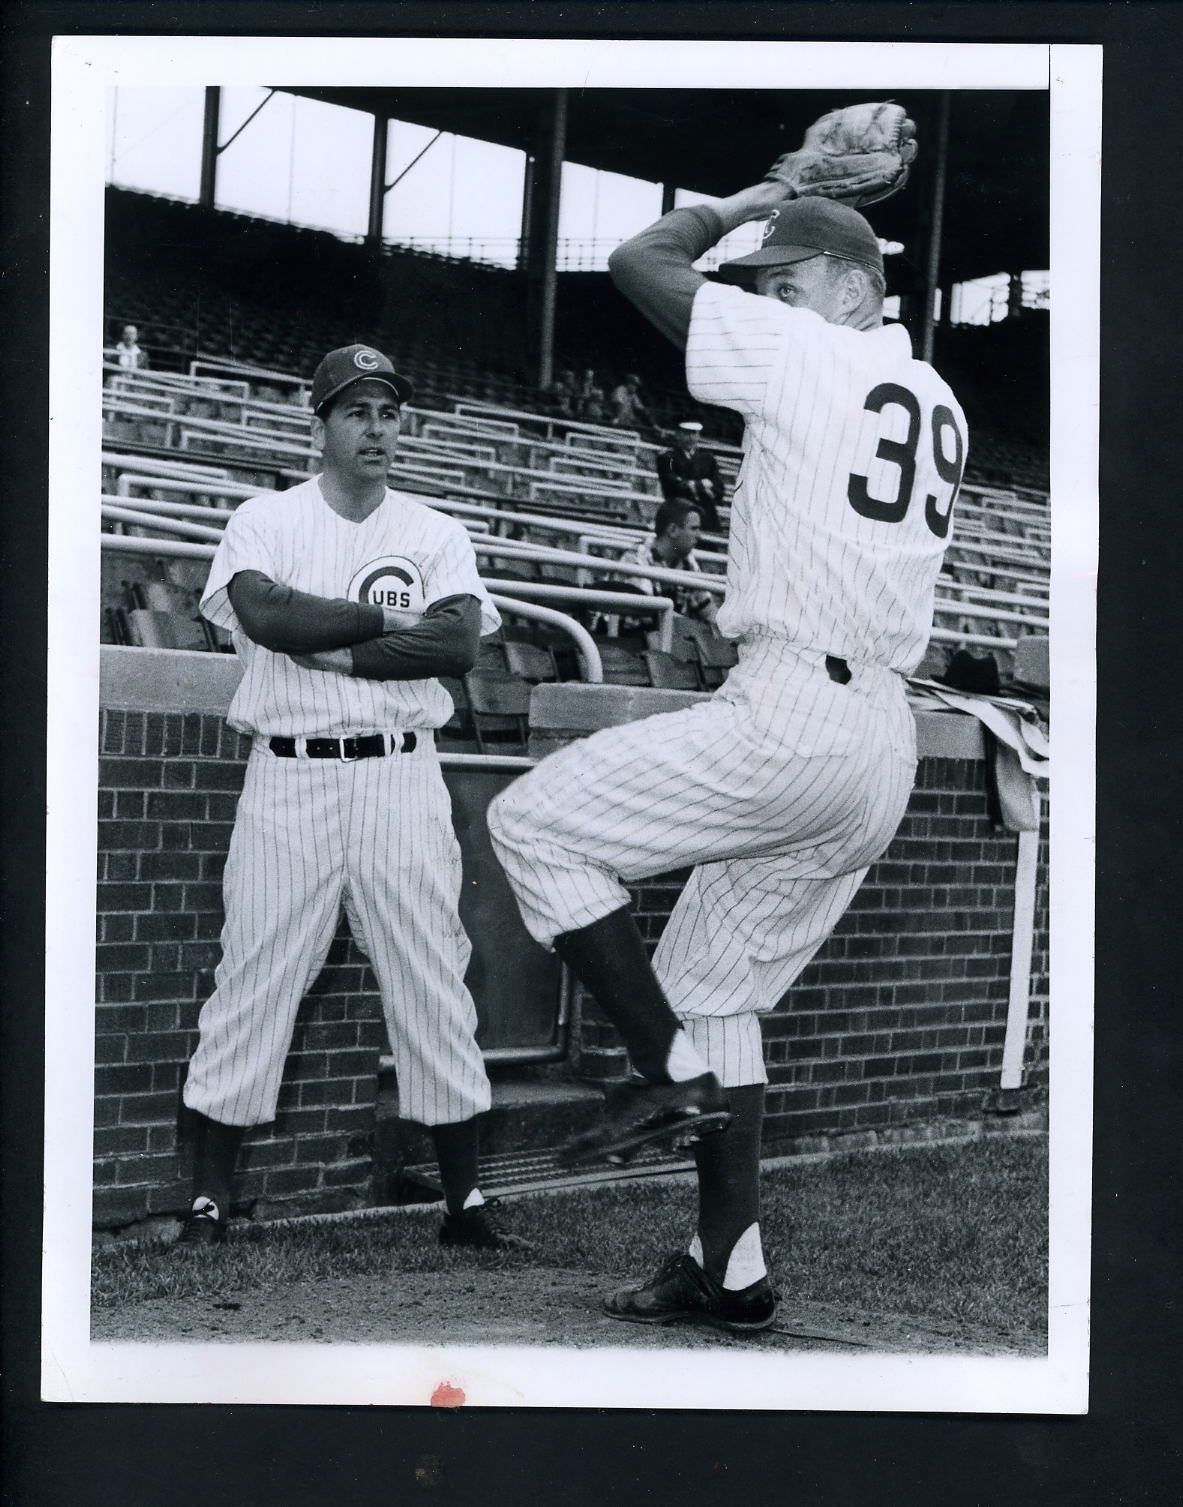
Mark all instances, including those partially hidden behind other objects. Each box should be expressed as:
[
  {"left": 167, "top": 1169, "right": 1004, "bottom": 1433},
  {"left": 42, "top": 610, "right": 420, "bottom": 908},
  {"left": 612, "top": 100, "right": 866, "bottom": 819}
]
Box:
[{"left": 227, "top": 570, "right": 386, "bottom": 654}]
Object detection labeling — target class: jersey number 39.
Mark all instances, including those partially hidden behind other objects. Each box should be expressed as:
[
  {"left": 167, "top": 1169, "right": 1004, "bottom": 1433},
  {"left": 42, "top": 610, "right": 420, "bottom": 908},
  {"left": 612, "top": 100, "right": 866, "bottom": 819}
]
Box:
[{"left": 847, "top": 382, "right": 965, "bottom": 539}]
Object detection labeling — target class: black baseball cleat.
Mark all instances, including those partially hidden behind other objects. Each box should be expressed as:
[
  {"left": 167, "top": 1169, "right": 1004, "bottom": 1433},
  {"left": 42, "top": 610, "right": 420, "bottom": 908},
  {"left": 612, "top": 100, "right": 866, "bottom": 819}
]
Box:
[
  {"left": 175, "top": 1195, "right": 227, "bottom": 1247},
  {"left": 438, "top": 1200, "right": 535, "bottom": 1253},
  {"left": 603, "top": 1251, "right": 778, "bottom": 1334},
  {"left": 558, "top": 1072, "right": 731, "bottom": 1168}
]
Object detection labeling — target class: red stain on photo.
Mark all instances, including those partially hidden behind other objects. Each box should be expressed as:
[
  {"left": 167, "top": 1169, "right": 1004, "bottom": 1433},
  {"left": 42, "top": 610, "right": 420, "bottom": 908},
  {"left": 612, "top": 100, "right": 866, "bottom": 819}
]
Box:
[{"left": 430, "top": 1380, "right": 466, "bottom": 1408}]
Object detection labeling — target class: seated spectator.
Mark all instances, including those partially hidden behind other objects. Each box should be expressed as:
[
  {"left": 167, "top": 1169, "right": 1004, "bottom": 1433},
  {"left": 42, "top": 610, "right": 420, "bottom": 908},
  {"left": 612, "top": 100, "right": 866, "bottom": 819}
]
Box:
[
  {"left": 539, "top": 368, "right": 577, "bottom": 419},
  {"left": 620, "top": 499, "right": 717, "bottom": 624},
  {"left": 575, "top": 368, "right": 607, "bottom": 424},
  {"left": 114, "top": 324, "right": 149, "bottom": 371},
  {"left": 655, "top": 420, "right": 723, "bottom": 533},
  {"left": 607, "top": 373, "right": 650, "bottom": 431}
]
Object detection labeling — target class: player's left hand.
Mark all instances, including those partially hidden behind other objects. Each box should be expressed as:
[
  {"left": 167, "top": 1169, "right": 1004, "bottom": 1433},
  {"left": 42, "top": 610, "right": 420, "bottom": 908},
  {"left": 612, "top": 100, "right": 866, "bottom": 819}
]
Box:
[{"left": 290, "top": 648, "right": 353, "bottom": 675}]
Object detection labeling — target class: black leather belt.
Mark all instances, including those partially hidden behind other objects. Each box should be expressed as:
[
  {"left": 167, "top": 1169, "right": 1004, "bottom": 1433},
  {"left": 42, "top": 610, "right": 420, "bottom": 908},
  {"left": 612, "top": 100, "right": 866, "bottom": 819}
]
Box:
[
  {"left": 269, "top": 732, "right": 418, "bottom": 760},
  {"left": 825, "top": 655, "right": 851, "bottom": 685}
]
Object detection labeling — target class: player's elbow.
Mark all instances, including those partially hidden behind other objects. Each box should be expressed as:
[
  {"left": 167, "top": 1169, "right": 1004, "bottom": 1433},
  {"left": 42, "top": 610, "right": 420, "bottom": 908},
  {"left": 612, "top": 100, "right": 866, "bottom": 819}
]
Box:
[
  {"left": 607, "top": 239, "right": 642, "bottom": 292},
  {"left": 234, "top": 607, "right": 296, "bottom": 654},
  {"left": 426, "top": 596, "right": 482, "bottom": 675},
  {"left": 227, "top": 573, "right": 297, "bottom": 653},
  {"left": 439, "top": 632, "right": 480, "bottom": 677},
  {"left": 428, "top": 645, "right": 472, "bottom": 678}
]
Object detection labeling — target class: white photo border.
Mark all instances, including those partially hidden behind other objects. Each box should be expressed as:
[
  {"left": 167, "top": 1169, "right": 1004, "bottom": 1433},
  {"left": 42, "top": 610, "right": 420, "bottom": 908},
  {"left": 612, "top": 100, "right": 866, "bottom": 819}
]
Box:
[{"left": 44, "top": 35, "right": 1097, "bottom": 1411}]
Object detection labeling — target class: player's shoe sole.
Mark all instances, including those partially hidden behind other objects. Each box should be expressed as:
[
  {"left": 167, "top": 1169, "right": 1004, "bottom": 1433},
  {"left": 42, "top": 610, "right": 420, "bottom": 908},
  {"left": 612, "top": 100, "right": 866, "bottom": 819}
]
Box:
[
  {"left": 558, "top": 1072, "right": 731, "bottom": 1168},
  {"left": 603, "top": 1251, "right": 778, "bottom": 1333}
]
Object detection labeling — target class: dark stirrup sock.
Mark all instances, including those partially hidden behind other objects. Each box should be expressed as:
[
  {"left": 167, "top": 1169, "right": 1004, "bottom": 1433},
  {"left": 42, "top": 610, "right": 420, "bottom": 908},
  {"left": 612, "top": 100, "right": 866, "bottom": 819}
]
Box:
[
  {"left": 553, "top": 906, "right": 682, "bottom": 1082},
  {"left": 693, "top": 1083, "right": 766, "bottom": 1283},
  {"left": 429, "top": 1116, "right": 483, "bottom": 1215},
  {"left": 190, "top": 1114, "right": 246, "bottom": 1214}
]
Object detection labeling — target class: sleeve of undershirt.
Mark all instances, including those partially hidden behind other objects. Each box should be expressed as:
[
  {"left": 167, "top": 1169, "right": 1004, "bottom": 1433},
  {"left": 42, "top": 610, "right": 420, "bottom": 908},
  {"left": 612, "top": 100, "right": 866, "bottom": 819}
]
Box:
[
  {"left": 201, "top": 501, "right": 278, "bottom": 631},
  {"left": 349, "top": 594, "right": 482, "bottom": 681},
  {"left": 607, "top": 206, "right": 723, "bottom": 349},
  {"left": 225, "top": 571, "right": 385, "bottom": 654},
  {"left": 422, "top": 517, "right": 501, "bottom": 636},
  {"left": 198, "top": 500, "right": 381, "bottom": 650}
]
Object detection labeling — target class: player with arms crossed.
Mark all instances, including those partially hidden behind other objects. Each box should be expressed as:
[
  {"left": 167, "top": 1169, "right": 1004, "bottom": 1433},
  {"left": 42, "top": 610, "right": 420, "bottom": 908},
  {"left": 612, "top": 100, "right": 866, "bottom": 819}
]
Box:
[
  {"left": 488, "top": 106, "right": 966, "bottom": 1331},
  {"left": 176, "top": 344, "right": 527, "bottom": 1252}
]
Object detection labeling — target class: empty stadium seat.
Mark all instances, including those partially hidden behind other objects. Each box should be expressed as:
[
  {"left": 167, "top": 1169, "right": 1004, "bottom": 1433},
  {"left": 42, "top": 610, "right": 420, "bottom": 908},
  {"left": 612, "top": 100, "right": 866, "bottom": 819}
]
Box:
[
  {"left": 643, "top": 649, "right": 702, "bottom": 692},
  {"left": 503, "top": 640, "right": 559, "bottom": 684},
  {"left": 436, "top": 677, "right": 478, "bottom": 752},
  {"left": 463, "top": 671, "right": 531, "bottom": 754},
  {"left": 596, "top": 644, "right": 651, "bottom": 688},
  {"left": 687, "top": 627, "right": 739, "bottom": 689}
]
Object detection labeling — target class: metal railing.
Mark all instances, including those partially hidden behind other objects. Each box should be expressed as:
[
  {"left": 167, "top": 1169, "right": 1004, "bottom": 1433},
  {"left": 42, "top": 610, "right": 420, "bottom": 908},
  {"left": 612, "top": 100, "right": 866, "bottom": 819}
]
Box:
[
  {"left": 98, "top": 530, "right": 606, "bottom": 678},
  {"left": 101, "top": 366, "right": 1050, "bottom": 658},
  {"left": 104, "top": 460, "right": 1048, "bottom": 648}
]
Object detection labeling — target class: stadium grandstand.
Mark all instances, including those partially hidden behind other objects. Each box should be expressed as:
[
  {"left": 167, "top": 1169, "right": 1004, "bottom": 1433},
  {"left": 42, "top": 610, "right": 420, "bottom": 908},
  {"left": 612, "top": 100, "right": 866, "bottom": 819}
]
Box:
[{"left": 95, "top": 86, "right": 1051, "bottom": 1236}]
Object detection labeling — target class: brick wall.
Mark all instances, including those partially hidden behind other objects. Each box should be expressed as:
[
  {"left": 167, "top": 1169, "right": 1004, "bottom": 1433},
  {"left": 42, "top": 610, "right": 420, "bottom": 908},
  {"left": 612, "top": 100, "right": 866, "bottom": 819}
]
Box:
[
  {"left": 574, "top": 754, "right": 1050, "bottom": 1146},
  {"left": 95, "top": 709, "right": 387, "bottom": 1231},
  {"left": 94, "top": 704, "right": 1049, "bottom": 1230}
]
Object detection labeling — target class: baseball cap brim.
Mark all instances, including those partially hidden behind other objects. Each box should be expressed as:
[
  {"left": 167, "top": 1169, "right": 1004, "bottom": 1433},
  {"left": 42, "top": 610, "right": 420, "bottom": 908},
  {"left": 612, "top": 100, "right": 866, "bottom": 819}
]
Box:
[
  {"left": 722, "top": 244, "right": 826, "bottom": 270},
  {"left": 316, "top": 371, "right": 414, "bottom": 413},
  {"left": 717, "top": 244, "right": 882, "bottom": 282}
]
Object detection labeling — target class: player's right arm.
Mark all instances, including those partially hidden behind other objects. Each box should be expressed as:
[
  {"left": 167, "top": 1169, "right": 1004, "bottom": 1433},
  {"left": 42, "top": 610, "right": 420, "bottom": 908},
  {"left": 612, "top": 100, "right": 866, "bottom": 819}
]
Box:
[
  {"left": 608, "top": 182, "right": 785, "bottom": 348},
  {"left": 201, "top": 498, "right": 389, "bottom": 653},
  {"left": 295, "top": 518, "right": 496, "bottom": 681},
  {"left": 226, "top": 570, "right": 388, "bottom": 655}
]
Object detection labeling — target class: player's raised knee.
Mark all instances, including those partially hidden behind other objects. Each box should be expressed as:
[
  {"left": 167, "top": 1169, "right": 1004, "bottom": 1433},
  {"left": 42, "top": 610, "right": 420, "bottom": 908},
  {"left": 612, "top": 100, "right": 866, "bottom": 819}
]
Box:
[{"left": 485, "top": 781, "right": 534, "bottom": 857}]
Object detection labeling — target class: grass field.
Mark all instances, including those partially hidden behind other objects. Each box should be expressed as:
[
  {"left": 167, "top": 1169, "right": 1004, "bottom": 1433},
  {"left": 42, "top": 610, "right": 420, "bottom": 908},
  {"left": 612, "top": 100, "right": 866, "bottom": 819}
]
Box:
[{"left": 92, "top": 1133, "right": 1048, "bottom": 1343}]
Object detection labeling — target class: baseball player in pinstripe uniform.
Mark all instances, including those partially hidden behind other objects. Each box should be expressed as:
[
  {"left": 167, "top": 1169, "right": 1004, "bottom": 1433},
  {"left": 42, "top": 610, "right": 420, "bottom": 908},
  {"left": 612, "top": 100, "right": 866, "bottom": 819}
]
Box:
[
  {"left": 487, "top": 185, "right": 967, "bottom": 1331},
  {"left": 176, "top": 344, "right": 528, "bottom": 1252}
]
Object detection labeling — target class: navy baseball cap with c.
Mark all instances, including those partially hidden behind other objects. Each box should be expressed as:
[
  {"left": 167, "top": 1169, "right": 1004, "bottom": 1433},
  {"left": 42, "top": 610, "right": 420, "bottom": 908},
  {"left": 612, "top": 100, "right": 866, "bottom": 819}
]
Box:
[
  {"left": 310, "top": 344, "right": 415, "bottom": 415},
  {"left": 717, "top": 198, "right": 883, "bottom": 283}
]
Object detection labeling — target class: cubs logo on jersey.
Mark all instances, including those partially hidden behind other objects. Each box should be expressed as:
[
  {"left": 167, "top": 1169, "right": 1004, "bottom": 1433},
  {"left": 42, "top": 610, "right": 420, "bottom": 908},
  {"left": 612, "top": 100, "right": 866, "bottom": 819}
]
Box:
[{"left": 349, "top": 555, "right": 426, "bottom": 614}]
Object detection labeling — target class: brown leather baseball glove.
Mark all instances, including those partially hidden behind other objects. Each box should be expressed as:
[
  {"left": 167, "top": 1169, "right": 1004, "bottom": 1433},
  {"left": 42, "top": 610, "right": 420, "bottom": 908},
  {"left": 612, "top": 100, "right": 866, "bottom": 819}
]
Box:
[{"left": 765, "top": 102, "right": 919, "bottom": 208}]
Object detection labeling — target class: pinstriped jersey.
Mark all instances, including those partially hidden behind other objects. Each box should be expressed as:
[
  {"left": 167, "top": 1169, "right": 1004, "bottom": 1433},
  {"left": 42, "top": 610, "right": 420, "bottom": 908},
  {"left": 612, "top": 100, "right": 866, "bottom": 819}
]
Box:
[
  {"left": 201, "top": 476, "right": 500, "bottom": 736},
  {"left": 686, "top": 281, "right": 967, "bottom": 672}
]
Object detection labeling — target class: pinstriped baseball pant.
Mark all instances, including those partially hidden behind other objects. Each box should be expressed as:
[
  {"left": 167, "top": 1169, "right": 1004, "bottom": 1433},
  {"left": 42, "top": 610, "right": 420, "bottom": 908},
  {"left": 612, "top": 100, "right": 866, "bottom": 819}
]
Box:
[
  {"left": 487, "top": 635, "right": 917, "bottom": 1087},
  {"left": 183, "top": 739, "right": 491, "bottom": 1128}
]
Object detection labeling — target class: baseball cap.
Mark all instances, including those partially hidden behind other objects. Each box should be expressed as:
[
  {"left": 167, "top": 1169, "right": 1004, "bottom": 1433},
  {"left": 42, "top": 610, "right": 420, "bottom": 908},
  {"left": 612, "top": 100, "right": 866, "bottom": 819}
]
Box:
[
  {"left": 310, "top": 344, "right": 414, "bottom": 415},
  {"left": 717, "top": 198, "right": 884, "bottom": 282}
]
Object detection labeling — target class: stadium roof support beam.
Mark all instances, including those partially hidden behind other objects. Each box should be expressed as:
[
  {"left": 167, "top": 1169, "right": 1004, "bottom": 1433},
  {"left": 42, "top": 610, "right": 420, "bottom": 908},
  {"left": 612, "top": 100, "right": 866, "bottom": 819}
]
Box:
[
  {"left": 199, "top": 87, "right": 220, "bottom": 208},
  {"left": 200, "top": 86, "right": 280, "bottom": 211},
  {"left": 522, "top": 89, "right": 568, "bottom": 389},
  {"left": 518, "top": 154, "right": 535, "bottom": 273},
  {"left": 920, "top": 91, "right": 952, "bottom": 365},
  {"left": 367, "top": 114, "right": 388, "bottom": 244}
]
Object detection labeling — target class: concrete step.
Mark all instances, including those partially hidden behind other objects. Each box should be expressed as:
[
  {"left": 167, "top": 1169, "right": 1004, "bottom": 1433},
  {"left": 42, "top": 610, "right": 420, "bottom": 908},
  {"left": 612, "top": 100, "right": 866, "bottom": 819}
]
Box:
[
  {"left": 372, "top": 1071, "right": 607, "bottom": 1205},
  {"left": 408, "top": 1142, "right": 698, "bottom": 1200}
]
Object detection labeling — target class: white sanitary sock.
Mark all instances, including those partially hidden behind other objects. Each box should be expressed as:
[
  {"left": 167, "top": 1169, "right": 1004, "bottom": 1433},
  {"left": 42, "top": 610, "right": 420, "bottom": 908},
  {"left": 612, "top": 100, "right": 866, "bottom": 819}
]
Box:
[
  {"left": 721, "top": 1223, "right": 767, "bottom": 1290},
  {"left": 665, "top": 1027, "right": 710, "bottom": 1083},
  {"left": 462, "top": 1187, "right": 486, "bottom": 1211}
]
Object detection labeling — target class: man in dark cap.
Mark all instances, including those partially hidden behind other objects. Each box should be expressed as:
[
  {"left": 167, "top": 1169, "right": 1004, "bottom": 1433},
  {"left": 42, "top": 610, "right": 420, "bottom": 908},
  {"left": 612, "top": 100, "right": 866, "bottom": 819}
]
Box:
[{"left": 174, "top": 345, "right": 528, "bottom": 1254}]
